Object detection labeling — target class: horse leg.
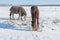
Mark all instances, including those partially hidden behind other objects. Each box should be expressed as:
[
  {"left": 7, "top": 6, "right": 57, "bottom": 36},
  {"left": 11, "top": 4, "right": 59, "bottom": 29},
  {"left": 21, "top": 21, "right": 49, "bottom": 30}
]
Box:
[
  {"left": 21, "top": 16, "right": 23, "bottom": 21},
  {"left": 32, "top": 20, "right": 37, "bottom": 31},
  {"left": 37, "top": 13, "right": 39, "bottom": 30},
  {"left": 19, "top": 13, "right": 23, "bottom": 21},
  {"left": 24, "top": 15, "right": 26, "bottom": 21},
  {"left": 11, "top": 13, "right": 14, "bottom": 20},
  {"left": 18, "top": 13, "right": 21, "bottom": 20},
  {"left": 13, "top": 14, "right": 14, "bottom": 20},
  {"left": 32, "top": 18, "right": 37, "bottom": 31},
  {"left": 18, "top": 11, "right": 21, "bottom": 20},
  {"left": 18, "top": 14, "right": 22, "bottom": 20},
  {"left": 24, "top": 13, "right": 27, "bottom": 21},
  {"left": 10, "top": 13, "right": 11, "bottom": 20},
  {"left": 37, "top": 18, "right": 39, "bottom": 30},
  {"left": 10, "top": 12, "right": 12, "bottom": 19}
]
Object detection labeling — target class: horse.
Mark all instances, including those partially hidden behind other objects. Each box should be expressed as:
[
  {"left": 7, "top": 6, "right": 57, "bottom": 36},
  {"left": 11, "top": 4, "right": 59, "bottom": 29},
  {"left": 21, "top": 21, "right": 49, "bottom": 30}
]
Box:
[
  {"left": 10, "top": 6, "right": 27, "bottom": 21},
  {"left": 31, "top": 6, "right": 39, "bottom": 31}
]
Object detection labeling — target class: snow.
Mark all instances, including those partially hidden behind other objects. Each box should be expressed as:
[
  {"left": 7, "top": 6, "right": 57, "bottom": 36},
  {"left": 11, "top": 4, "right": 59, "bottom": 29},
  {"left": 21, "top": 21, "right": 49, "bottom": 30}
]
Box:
[
  {"left": 0, "top": 6, "right": 60, "bottom": 40},
  {"left": 0, "top": 28, "right": 60, "bottom": 40}
]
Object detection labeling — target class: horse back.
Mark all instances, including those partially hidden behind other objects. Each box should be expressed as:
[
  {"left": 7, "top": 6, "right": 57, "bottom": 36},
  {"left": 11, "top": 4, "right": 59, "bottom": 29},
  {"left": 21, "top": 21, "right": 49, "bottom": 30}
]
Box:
[
  {"left": 19, "top": 7, "right": 26, "bottom": 16},
  {"left": 31, "top": 6, "right": 39, "bottom": 18},
  {"left": 10, "top": 6, "right": 19, "bottom": 13}
]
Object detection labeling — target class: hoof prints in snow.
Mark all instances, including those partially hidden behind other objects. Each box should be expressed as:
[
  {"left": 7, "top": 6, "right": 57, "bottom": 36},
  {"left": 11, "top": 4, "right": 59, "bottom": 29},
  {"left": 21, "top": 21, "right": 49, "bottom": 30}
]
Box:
[
  {"left": 1, "top": 17, "right": 60, "bottom": 32},
  {"left": 0, "top": 19, "right": 32, "bottom": 31}
]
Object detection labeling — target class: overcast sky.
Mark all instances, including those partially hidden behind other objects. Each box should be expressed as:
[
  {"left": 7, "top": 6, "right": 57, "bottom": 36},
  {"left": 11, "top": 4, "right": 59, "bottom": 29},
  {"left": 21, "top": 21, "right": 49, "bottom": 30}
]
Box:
[{"left": 0, "top": 0, "right": 60, "bottom": 5}]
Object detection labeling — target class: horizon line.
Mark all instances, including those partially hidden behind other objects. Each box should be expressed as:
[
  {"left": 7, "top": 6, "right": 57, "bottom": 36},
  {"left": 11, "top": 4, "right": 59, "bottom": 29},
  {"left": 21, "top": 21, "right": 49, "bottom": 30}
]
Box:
[{"left": 0, "top": 4, "right": 60, "bottom": 6}]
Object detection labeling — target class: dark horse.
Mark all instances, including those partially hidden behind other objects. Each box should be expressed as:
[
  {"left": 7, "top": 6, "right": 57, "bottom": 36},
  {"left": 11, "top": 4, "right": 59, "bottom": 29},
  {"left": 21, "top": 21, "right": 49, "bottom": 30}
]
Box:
[
  {"left": 31, "top": 6, "right": 39, "bottom": 31},
  {"left": 10, "top": 6, "right": 27, "bottom": 20}
]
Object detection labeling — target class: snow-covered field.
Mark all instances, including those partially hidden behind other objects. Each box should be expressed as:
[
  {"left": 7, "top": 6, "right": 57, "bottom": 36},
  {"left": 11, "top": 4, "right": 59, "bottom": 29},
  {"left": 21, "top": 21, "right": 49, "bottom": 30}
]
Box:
[{"left": 0, "top": 6, "right": 60, "bottom": 40}]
